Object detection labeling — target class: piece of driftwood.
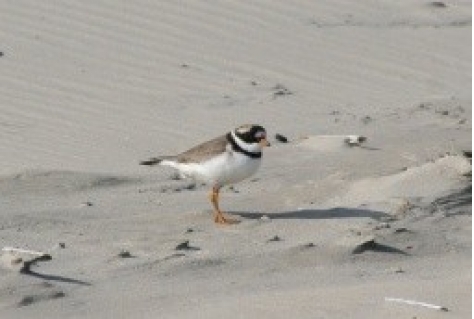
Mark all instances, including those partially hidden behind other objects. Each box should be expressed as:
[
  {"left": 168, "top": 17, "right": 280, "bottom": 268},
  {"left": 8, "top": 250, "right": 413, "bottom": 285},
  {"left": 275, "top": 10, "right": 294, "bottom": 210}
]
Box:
[
  {"left": 2, "top": 247, "right": 52, "bottom": 273},
  {"left": 385, "top": 297, "right": 448, "bottom": 311}
]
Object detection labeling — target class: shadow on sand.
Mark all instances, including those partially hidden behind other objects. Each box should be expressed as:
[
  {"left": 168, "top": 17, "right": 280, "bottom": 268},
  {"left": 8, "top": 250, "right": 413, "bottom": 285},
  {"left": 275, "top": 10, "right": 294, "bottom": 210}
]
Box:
[
  {"left": 431, "top": 185, "right": 472, "bottom": 216},
  {"left": 21, "top": 269, "right": 91, "bottom": 286},
  {"left": 235, "top": 207, "right": 390, "bottom": 221},
  {"left": 352, "top": 240, "right": 408, "bottom": 255}
]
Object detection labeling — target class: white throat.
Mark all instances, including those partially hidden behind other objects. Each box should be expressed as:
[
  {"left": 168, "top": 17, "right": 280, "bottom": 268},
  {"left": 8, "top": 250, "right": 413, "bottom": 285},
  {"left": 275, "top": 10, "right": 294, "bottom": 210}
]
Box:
[{"left": 231, "top": 131, "right": 261, "bottom": 153}]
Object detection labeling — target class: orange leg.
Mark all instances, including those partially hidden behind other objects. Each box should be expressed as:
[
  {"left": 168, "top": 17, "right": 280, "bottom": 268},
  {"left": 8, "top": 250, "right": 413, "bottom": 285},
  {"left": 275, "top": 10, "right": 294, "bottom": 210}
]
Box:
[{"left": 209, "top": 187, "right": 238, "bottom": 225}]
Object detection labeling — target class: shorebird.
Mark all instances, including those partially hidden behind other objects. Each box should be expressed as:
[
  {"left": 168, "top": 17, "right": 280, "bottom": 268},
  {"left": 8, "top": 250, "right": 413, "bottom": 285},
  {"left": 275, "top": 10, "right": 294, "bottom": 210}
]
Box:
[{"left": 140, "top": 124, "right": 270, "bottom": 225}]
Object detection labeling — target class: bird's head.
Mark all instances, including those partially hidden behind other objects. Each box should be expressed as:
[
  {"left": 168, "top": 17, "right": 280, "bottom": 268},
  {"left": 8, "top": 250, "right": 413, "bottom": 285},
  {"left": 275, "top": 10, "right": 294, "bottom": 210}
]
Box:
[{"left": 233, "top": 124, "right": 270, "bottom": 151}]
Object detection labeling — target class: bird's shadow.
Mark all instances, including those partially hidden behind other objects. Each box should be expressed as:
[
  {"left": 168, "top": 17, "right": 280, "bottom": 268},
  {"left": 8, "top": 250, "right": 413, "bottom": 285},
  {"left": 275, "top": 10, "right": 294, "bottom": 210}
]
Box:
[
  {"left": 234, "top": 207, "right": 390, "bottom": 221},
  {"left": 234, "top": 208, "right": 408, "bottom": 255}
]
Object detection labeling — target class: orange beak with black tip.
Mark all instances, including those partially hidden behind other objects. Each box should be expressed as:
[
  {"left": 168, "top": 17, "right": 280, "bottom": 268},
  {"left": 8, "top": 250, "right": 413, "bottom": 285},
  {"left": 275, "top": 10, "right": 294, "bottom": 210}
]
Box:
[{"left": 259, "top": 138, "right": 271, "bottom": 148}]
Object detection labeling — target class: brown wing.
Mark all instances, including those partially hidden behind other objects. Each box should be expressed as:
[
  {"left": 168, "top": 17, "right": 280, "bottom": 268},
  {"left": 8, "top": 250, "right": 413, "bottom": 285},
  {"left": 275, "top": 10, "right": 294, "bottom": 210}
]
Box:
[{"left": 175, "top": 134, "right": 229, "bottom": 163}]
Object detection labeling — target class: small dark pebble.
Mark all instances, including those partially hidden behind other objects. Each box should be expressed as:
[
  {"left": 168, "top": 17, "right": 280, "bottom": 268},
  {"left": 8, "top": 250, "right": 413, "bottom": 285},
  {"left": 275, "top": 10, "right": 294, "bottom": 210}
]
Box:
[
  {"left": 358, "top": 136, "right": 367, "bottom": 143},
  {"left": 393, "top": 267, "right": 405, "bottom": 274},
  {"left": 394, "top": 227, "right": 409, "bottom": 233},
  {"left": 344, "top": 135, "right": 367, "bottom": 147},
  {"left": 174, "top": 241, "right": 200, "bottom": 251},
  {"left": 274, "top": 90, "right": 292, "bottom": 97},
  {"left": 183, "top": 183, "right": 196, "bottom": 190},
  {"left": 0, "top": 52, "right": 4, "bottom": 57},
  {"left": 267, "top": 235, "right": 281, "bottom": 242},
  {"left": 58, "top": 242, "right": 66, "bottom": 249},
  {"left": 361, "top": 116, "right": 373, "bottom": 125},
  {"left": 185, "top": 228, "right": 194, "bottom": 233},
  {"left": 430, "top": 1, "right": 447, "bottom": 8},
  {"left": 228, "top": 186, "right": 239, "bottom": 193},
  {"left": 51, "top": 291, "right": 66, "bottom": 299},
  {"left": 181, "top": 63, "right": 189, "bottom": 68},
  {"left": 374, "top": 223, "right": 391, "bottom": 230},
  {"left": 118, "top": 250, "right": 133, "bottom": 258},
  {"left": 462, "top": 150, "right": 472, "bottom": 159},
  {"left": 18, "top": 296, "right": 35, "bottom": 307},
  {"left": 175, "top": 240, "right": 191, "bottom": 250},
  {"left": 272, "top": 84, "right": 293, "bottom": 97},
  {"left": 275, "top": 133, "right": 288, "bottom": 143},
  {"left": 303, "top": 242, "right": 315, "bottom": 248},
  {"left": 250, "top": 81, "right": 258, "bottom": 86}
]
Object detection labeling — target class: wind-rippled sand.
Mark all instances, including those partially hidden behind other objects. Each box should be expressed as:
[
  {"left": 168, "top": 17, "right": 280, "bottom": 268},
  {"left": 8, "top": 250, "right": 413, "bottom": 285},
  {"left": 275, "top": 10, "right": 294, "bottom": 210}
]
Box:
[{"left": 0, "top": 1, "right": 471, "bottom": 318}]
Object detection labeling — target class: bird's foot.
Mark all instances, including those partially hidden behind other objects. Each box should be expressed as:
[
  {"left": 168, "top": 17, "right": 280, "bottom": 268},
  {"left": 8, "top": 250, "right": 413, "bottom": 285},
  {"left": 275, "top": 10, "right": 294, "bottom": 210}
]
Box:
[{"left": 214, "top": 212, "right": 240, "bottom": 225}]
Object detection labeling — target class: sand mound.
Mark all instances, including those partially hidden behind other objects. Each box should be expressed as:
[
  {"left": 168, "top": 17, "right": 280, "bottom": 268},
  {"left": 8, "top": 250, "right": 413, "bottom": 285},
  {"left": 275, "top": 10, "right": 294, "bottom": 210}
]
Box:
[{"left": 336, "top": 155, "right": 471, "bottom": 206}]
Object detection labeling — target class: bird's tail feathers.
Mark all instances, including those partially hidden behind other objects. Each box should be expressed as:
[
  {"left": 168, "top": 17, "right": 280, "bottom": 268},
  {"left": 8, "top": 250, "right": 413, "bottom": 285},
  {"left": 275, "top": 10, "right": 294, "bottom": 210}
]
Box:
[{"left": 139, "top": 156, "right": 174, "bottom": 166}]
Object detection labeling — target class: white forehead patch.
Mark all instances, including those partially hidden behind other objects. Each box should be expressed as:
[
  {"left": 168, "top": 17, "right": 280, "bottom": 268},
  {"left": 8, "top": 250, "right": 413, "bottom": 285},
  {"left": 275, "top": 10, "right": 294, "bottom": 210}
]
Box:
[{"left": 236, "top": 125, "right": 252, "bottom": 134}]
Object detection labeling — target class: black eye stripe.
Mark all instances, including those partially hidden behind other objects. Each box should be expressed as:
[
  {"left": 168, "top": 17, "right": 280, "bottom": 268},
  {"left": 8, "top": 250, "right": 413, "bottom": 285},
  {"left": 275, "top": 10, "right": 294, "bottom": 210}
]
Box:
[{"left": 235, "top": 125, "right": 266, "bottom": 143}]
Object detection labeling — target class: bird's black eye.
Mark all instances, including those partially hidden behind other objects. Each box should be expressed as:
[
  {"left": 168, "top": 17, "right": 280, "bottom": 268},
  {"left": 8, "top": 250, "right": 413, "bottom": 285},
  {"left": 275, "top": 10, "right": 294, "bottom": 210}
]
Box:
[{"left": 254, "top": 131, "right": 266, "bottom": 141}]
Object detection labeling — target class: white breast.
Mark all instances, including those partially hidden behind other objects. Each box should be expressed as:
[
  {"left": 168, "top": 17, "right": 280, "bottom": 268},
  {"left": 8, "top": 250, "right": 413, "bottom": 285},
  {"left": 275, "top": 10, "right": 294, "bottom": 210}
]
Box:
[{"left": 174, "top": 150, "right": 261, "bottom": 187}]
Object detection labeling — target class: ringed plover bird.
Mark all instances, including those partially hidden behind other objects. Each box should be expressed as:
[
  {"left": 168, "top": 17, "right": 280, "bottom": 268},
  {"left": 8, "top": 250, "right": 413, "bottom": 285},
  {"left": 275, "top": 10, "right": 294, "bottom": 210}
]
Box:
[{"left": 140, "top": 124, "right": 270, "bottom": 225}]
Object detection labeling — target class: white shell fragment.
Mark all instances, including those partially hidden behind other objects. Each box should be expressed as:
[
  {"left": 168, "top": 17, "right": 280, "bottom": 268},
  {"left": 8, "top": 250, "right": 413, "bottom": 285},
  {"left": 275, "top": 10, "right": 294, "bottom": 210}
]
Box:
[
  {"left": 344, "top": 135, "right": 367, "bottom": 147},
  {"left": 385, "top": 297, "right": 448, "bottom": 311}
]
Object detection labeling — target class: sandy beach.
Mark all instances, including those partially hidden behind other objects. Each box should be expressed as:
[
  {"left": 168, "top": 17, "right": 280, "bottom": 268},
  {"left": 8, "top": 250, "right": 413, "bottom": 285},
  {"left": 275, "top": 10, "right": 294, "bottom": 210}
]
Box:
[{"left": 0, "top": 1, "right": 471, "bottom": 318}]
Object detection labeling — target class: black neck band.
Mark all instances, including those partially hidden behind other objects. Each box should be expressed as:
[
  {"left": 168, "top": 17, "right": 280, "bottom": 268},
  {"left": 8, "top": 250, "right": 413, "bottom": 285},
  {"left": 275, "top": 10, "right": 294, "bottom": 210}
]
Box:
[{"left": 226, "top": 133, "right": 262, "bottom": 159}]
